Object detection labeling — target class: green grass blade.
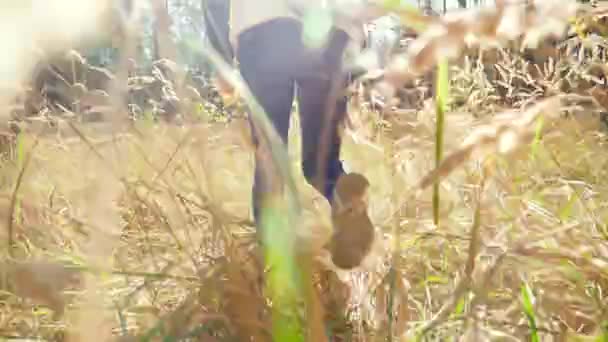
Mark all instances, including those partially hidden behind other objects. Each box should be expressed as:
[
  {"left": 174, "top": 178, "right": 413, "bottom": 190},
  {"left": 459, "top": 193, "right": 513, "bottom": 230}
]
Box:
[
  {"left": 453, "top": 296, "right": 466, "bottom": 317},
  {"left": 185, "top": 36, "right": 305, "bottom": 341},
  {"left": 261, "top": 200, "right": 303, "bottom": 341},
  {"left": 520, "top": 282, "right": 539, "bottom": 342},
  {"left": 433, "top": 58, "right": 449, "bottom": 226},
  {"left": 387, "top": 268, "right": 396, "bottom": 341}
]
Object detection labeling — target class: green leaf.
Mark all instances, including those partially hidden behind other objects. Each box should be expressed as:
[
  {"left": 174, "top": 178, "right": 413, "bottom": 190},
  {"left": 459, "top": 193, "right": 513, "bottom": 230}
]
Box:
[
  {"left": 422, "top": 275, "right": 448, "bottom": 286},
  {"left": 261, "top": 201, "right": 304, "bottom": 342},
  {"left": 433, "top": 58, "right": 449, "bottom": 226},
  {"left": 454, "top": 296, "right": 466, "bottom": 315},
  {"left": 521, "top": 283, "right": 539, "bottom": 342},
  {"left": 32, "top": 306, "right": 52, "bottom": 317},
  {"left": 521, "top": 283, "right": 535, "bottom": 316}
]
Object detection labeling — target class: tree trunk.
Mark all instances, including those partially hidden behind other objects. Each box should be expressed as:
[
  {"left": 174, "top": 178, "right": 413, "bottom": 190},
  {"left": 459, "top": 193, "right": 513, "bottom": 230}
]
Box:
[
  {"left": 423, "top": 0, "right": 433, "bottom": 14},
  {"left": 152, "top": 0, "right": 176, "bottom": 61}
]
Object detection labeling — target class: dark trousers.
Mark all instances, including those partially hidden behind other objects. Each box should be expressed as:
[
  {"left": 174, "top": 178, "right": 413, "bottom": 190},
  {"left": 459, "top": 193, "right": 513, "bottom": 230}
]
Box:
[{"left": 236, "top": 18, "right": 350, "bottom": 227}]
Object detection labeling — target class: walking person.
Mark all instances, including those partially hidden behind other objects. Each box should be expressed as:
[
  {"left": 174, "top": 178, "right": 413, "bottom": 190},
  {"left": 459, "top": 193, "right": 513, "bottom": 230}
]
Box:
[{"left": 206, "top": 0, "right": 389, "bottom": 269}]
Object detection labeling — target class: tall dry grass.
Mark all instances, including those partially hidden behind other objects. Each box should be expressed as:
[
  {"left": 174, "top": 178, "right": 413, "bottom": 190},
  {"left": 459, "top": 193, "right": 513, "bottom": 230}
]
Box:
[{"left": 1, "top": 0, "right": 608, "bottom": 341}]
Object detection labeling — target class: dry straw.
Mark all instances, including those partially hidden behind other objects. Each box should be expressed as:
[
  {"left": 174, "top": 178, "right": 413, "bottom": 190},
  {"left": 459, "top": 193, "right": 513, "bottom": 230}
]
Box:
[{"left": 2, "top": 0, "right": 608, "bottom": 341}]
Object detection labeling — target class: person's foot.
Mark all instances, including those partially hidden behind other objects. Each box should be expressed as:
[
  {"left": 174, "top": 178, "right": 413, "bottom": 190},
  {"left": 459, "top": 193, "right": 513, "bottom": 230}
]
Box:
[{"left": 327, "top": 172, "right": 375, "bottom": 270}]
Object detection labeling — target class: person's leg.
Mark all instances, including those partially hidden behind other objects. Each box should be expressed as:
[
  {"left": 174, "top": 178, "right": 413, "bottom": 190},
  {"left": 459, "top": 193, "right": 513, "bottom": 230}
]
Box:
[
  {"left": 297, "top": 29, "right": 375, "bottom": 269},
  {"left": 297, "top": 28, "right": 350, "bottom": 201},
  {"left": 236, "top": 19, "right": 301, "bottom": 239}
]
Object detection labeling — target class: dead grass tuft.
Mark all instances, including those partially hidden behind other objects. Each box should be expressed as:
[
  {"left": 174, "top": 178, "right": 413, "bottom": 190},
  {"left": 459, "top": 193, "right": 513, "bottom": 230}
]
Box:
[{"left": 1, "top": 1, "right": 608, "bottom": 341}]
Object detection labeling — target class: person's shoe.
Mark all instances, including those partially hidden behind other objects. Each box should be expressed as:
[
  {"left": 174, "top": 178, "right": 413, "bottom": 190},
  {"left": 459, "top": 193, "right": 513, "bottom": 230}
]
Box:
[{"left": 327, "top": 172, "right": 375, "bottom": 270}]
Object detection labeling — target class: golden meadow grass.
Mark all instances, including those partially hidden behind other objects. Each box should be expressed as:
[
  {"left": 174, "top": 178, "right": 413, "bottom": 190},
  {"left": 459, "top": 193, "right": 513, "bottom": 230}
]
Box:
[{"left": 1, "top": 0, "right": 608, "bottom": 341}]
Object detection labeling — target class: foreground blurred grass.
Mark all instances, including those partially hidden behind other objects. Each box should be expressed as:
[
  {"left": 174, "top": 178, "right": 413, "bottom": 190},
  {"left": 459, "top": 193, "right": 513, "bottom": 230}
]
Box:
[
  {"left": 1, "top": 98, "right": 607, "bottom": 340},
  {"left": 2, "top": 0, "right": 608, "bottom": 341}
]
